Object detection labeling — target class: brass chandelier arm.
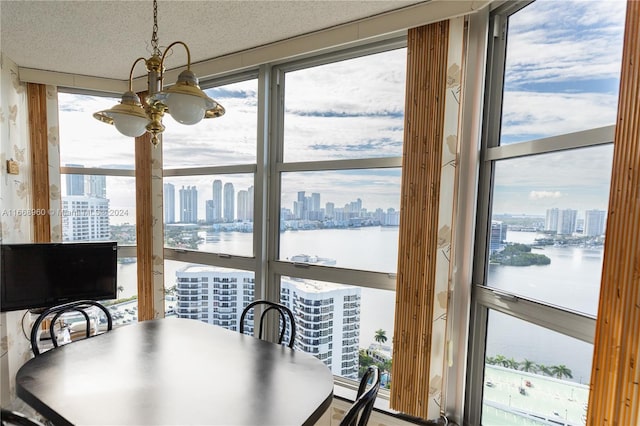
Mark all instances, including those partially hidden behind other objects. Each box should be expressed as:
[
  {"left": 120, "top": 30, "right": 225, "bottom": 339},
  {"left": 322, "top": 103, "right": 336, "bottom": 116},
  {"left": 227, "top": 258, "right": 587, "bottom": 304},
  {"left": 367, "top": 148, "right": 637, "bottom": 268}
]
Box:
[
  {"left": 128, "top": 57, "right": 149, "bottom": 92},
  {"left": 159, "top": 41, "right": 192, "bottom": 81}
]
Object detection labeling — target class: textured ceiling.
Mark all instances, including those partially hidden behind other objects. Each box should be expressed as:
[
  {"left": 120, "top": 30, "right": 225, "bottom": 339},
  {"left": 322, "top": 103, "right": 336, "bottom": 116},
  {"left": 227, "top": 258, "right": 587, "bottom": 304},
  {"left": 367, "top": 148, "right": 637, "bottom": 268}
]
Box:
[{"left": 1, "top": 0, "right": 425, "bottom": 81}]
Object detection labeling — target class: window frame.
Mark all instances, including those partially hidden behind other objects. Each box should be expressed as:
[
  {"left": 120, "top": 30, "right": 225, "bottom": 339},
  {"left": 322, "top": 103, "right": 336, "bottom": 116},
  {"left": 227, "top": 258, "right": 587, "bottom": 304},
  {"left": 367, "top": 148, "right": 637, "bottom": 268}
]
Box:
[{"left": 464, "top": 1, "right": 617, "bottom": 423}]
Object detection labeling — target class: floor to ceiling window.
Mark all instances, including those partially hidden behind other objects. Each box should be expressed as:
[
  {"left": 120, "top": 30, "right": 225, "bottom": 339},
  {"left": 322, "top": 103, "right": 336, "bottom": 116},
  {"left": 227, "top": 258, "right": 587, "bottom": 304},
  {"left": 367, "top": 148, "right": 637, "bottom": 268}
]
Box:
[
  {"left": 161, "top": 40, "right": 406, "bottom": 389},
  {"left": 466, "top": 1, "right": 626, "bottom": 424},
  {"left": 58, "top": 92, "right": 138, "bottom": 326},
  {"left": 272, "top": 42, "right": 405, "bottom": 384}
]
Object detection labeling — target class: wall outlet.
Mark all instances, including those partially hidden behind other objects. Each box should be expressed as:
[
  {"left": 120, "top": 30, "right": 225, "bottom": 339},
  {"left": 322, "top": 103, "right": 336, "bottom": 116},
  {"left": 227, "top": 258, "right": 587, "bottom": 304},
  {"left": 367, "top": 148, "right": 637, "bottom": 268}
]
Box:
[{"left": 6, "top": 159, "right": 19, "bottom": 175}]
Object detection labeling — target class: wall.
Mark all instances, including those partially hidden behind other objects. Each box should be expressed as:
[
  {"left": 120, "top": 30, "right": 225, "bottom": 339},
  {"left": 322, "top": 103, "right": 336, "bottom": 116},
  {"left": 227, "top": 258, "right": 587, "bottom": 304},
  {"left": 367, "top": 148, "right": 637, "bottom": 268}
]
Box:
[{"left": 0, "top": 52, "right": 34, "bottom": 408}]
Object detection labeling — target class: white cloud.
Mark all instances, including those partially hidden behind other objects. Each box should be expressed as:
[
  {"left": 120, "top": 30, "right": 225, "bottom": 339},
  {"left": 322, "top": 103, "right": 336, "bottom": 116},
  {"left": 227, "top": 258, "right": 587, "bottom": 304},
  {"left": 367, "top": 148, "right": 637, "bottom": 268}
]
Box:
[{"left": 529, "top": 190, "right": 562, "bottom": 200}]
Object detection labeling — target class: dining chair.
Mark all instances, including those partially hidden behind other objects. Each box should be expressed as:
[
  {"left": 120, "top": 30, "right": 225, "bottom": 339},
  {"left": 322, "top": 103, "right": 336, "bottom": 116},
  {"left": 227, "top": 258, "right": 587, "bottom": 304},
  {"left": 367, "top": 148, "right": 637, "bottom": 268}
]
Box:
[
  {"left": 29, "top": 300, "right": 113, "bottom": 356},
  {"left": 340, "top": 366, "right": 381, "bottom": 426},
  {"left": 1, "top": 408, "right": 46, "bottom": 426},
  {"left": 239, "top": 300, "right": 296, "bottom": 348}
]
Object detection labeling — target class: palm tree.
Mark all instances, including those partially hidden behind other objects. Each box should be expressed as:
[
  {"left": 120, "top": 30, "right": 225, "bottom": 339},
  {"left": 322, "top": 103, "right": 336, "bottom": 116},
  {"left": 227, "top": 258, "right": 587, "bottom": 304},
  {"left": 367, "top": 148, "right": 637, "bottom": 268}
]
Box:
[
  {"left": 117, "top": 285, "right": 125, "bottom": 295},
  {"left": 485, "top": 356, "right": 496, "bottom": 365},
  {"left": 520, "top": 359, "right": 538, "bottom": 373},
  {"left": 538, "top": 364, "right": 554, "bottom": 376},
  {"left": 551, "top": 364, "right": 573, "bottom": 379},
  {"left": 374, "top": 329, "right": 387, "bottom": 349},
  {"left": 493, "top": 354, "right": 507, "bottom": 367},
  {"left": 505, "top": 358, "right": 520, "bottom": 370}
]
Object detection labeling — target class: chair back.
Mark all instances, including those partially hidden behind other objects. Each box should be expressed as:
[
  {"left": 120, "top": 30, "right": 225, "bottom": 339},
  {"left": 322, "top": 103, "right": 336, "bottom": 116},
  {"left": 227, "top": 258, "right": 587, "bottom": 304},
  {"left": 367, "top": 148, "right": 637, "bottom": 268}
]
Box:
[
  {"left": 30, "top": 300, "right": 113, "bottom": 356},
  {"left": 239, "top": 300, "right": 296, "bottom": 348},
  {"left": 340, "top": 366, "right": 381, "bottom": 426},
  {"left": 1, "top": 409, "right": 46, "bottom": 426}
]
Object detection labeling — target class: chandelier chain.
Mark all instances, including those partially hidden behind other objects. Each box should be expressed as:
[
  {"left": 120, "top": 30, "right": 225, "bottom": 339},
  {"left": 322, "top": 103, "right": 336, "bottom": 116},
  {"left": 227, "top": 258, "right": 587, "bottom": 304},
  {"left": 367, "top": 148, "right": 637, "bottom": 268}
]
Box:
[{"left": 151, "top": 0, "right": 160, "bottom": 56}]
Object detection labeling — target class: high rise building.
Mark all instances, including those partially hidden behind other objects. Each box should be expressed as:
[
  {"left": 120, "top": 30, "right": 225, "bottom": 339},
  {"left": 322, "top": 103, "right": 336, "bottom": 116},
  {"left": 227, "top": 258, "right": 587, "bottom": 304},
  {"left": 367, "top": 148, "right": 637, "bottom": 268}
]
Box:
[
  {"left": 237, "top": 190, "right": 248, "bottom": 221},
  {"left": 489, "top": 221, "right": 508, "bottom": 253},
  {"left": 545, "top": 208, "right": 559, "bottom": 232},
  {"left": 62, "top": 196, "right": 110, "bottom": 241},
  {"left": 174, "top": 266, "right": 361, "bottom": 379},
  {"left": 65, "top": 164, "right": 85, "bottom": 196},
  {"left": 325, "top": 202, "right": 335, "bottom": 219},
  {"left": 205, "top": 200, "right": 215, "bottom": 224},
  {"left": 557, "top": 209, "right": 577, "bottom": 235},
  {"left": 224, "top": 183, "right": 235, "bottom": 222},
  {"left": 86, "top": 175, "right": 106, "bottom": 198},
  {"left": 163, "top": 183, "right": 175, "bottom": 224},
  {"left": 247, "top": 186, "right": 254, "bottom": 221},
  {"left": 296, "top": 191, "right": 306, "bottom": 220},
  {"left": 175, "top": 266, "right": 254, "bottom": 330},
  {"left": 212, "top": 180, "right": 223, "bottom": 222},
  {"left": 311, "top": 193, "right": 321, "bottom": 212},
  {"left": 584, "top": 209, "right": 606, "bottom": 236},
  {"left": 179, "top": 186, "right": 198, "bottom": 223},
  {"left": 281, "top": 278, "right": 361, "bottom": 379}
]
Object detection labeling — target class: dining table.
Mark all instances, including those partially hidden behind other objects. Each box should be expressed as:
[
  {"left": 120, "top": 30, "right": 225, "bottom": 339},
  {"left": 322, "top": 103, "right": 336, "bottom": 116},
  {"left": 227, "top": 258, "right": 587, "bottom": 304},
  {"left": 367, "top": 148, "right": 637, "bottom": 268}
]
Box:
[{"left": 16, "top": 317, "right": 334, "bottom": 425}]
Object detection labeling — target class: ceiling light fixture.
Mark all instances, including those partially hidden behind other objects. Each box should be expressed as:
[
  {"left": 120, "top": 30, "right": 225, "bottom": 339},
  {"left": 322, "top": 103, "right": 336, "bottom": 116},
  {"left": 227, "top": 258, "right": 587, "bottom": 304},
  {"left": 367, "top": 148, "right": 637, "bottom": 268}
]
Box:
[{"left": 93, "top": 0, "right": 224, "bottom": 146}]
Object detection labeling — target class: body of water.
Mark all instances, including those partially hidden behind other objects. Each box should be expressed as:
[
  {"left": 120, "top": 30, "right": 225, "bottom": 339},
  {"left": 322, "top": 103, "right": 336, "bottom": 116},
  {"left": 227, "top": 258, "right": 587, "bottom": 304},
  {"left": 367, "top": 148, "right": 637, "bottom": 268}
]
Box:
[{"left": 116, "top": 228, "right": 602, "bottom": 382}]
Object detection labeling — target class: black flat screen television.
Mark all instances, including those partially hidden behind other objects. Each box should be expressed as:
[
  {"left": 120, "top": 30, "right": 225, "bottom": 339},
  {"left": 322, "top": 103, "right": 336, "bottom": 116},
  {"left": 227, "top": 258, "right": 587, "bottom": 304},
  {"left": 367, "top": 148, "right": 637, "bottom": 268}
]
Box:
[{"left": 0, "top": 242, "right": 118, "bottom": 312}]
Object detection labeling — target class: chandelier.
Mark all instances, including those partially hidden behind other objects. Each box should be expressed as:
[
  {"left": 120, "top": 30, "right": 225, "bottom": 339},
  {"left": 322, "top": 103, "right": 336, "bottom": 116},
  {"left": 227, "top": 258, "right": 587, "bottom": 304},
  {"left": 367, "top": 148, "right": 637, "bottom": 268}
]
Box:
[{"left": 93, "top": 0, "right": 224, "bottom": 146}]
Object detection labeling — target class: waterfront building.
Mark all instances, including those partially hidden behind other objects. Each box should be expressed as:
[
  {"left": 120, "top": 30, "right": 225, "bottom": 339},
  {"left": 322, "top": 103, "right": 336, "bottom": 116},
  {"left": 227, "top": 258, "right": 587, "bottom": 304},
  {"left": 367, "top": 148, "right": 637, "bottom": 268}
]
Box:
[
  {"left": 61, "top": 196, "right": 110, "bottom": 241},
  {"left": 237, "top": 190, "right": 250, "bottom": 221},
  {"left": 489, "top": 221, "right": 508, "bottom": 253},
  {"left": 584, "top": 209, "right": 606, "bottom": 236},
  {"left": 212, "top": 180, "right": 223, "bottom": 222},
  {"left": 175, "top": 266, "right": 254, "bottom": 330},
  {"left": 545, "top": 208, "right": 559, "bottom": 232},
  {"left": 325, "top": 202, "right": 335, "bottom": 219},
  {"left": 174, "top": 264, "right": 361, "bottom": 379},
  {"left": 205, "top": 200, "right": 215, "bottom": 223},
  {"left": 281, "top": 278, "right": 361, "bottom": 379},
  {"left": 163, "top": 183, "right": 175, "bottom": 224},
  {"left": 558, "top": 209, "right": 578, "bottom": 235},
  {"left": 179, "top": 186, "right": 198, "bottom": 223},
  {"left": 224, "top": 182, "right": 235, "bottom": 222},
  {"left": 86, "top": 175, "right": 106, "bottom": 198}
]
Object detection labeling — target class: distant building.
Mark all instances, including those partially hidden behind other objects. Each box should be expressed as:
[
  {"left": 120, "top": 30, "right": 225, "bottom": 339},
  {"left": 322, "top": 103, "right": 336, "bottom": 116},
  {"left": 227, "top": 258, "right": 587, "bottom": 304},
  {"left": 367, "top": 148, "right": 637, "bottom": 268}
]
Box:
[
  {"left": 545, "top": 208, "right": 578, "bottom": 235},
  {"left": 224, "top": 183, "right": 235, "bottom": 222},
  {"left": 490, "top": 221, "right": 508, "bottom": 253},
  {"left": 205, "top": 200, "right": 215, "bottom": 223},
  {"left": 557, "top": 209, "right": 577, "bottom": 235},
  {"left": 65, "top": 164, "right": 85, "bottom": 196},
  {"left": 179, "top": 186, "right": 198, "bottom": 223},
  {"left": 237, "top": 190, "right": 250, "bottom": 221},
  {"left": 584, "top": 209, "right": 606, "bottom": 236},
  {"left": 545, "top": 208, "right": 559, "bottom": 232},
  {"left": 62, "top": 196, "right": 110, "bottom": 241},
  {"left": 86, "top": 175, "right": 106, "bottom": 198},
  {"left": 212, "top": 180, "right": 223, "bottom": 222},
  {"left": 163, "top": 183, "right": 175, "bottom": 224}
]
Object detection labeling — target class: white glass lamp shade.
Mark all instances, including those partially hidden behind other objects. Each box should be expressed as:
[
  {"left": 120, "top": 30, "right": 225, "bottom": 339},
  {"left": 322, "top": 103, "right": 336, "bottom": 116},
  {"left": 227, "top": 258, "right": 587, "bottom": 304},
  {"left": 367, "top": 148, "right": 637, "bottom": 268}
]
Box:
[
  {"left": 151, "top": 69, "right": 223, "bottom": 125},
  {"left": 93, "top": 91, "right": 150, "bottom": 137},
  {"left": 112, "top": 113, "right": 150, "bottom": 137},
  {"left": 164, "top": 92, "right": 207, "bottom": 125}
]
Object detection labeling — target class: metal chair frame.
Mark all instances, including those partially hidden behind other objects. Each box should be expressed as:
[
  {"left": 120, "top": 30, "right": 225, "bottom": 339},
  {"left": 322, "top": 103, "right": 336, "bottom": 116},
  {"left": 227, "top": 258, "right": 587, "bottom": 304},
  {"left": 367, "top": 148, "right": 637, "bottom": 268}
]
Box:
[
  {"left": 30, "top": 300, "right": 113, "bottom": 356},
  {"left": 1, "top": 408, "right": 46, "bottom": 426},
  {"left": 239, "top": 300, "right": 296, "bottom": 348},
  {"left": 340, "top": 366, "right": 381, "bottom": 426}
]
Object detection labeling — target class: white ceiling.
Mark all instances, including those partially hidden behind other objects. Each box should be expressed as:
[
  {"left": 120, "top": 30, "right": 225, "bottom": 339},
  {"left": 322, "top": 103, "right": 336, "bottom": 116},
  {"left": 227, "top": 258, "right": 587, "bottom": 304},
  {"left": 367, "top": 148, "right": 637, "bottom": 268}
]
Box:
[{"left": 1, "top": 0, "right": 426, "bottom": 81}]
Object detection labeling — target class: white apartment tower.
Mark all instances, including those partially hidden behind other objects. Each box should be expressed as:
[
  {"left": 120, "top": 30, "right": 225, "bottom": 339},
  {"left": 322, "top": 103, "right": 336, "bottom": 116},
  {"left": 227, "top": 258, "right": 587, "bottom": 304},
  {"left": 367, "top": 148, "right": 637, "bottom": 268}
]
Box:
[
  {"left": 62, "top": 196, "right": 110, "bottom": 241},
  {"left": 163, "top": 183, "right": 175, "bottom": 224},
  {"left": 224, "top": 183, "right": 235, "bottom": 222},
  {"left": 281, "top": 278, "right": 361, "bottom": 379},
  {"left": 175, "top": 266, "right": 254, "bottom": 330},
  {"left": 174, "top": 266, "right": 361, "bottom": 379},
  {"left": 212, "top": 180, "right": 223, "bottom": 222},
  {"left": 584, "top": 209, "right": 606, "bottom": 236}
]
